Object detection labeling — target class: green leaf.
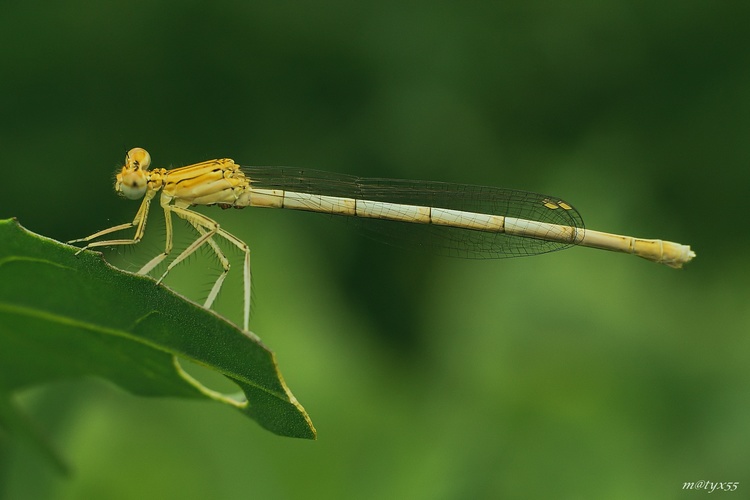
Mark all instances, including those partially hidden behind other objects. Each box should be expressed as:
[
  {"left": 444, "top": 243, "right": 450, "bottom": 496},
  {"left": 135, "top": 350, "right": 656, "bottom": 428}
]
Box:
[{"left": 0, "top": 218, "right": 316, "bottom": 470}]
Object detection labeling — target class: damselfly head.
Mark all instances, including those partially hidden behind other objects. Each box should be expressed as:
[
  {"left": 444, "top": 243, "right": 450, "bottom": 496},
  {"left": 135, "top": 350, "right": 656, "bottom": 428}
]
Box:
[{"left": 115, "top": 147, "right": 151, "bottom": 200}]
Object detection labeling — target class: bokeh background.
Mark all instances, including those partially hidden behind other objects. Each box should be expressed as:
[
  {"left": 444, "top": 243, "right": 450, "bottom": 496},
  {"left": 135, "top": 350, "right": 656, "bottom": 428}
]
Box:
[{"left": 1, "top": 1, "right": 748, "bottom": 499}]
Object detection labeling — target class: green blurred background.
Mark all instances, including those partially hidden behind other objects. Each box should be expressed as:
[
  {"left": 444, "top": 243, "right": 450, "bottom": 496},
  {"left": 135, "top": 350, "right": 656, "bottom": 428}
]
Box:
[{"left": 1, "top": 1, "right": 748, "bottom": 498}]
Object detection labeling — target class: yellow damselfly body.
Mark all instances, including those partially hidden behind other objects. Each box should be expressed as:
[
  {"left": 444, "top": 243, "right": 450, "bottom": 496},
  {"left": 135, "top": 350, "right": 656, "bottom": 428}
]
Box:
[{"left": 69, "top": 148, "right": 696, "bottom": 332}]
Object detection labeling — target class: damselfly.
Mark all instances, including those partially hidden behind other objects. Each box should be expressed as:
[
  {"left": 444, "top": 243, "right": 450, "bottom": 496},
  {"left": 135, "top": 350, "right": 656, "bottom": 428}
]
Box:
[{"left": 70, "top": 148, "right": 695, "bottom": 331}]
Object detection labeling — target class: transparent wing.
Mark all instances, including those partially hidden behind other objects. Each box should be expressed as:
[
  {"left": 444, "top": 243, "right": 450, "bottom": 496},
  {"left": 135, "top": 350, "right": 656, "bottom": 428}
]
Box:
[{"left": 242, "top": 166, "right": 584, "bottom": 259}]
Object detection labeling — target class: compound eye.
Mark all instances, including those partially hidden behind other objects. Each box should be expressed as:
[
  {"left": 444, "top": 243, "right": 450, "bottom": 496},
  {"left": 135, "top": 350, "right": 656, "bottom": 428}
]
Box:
[
  {"left": 125, "top": 147, "right": 151, "bottom": 171},
  {"left": 117, "top": 170, "right": 148, "bottom": 199}
]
